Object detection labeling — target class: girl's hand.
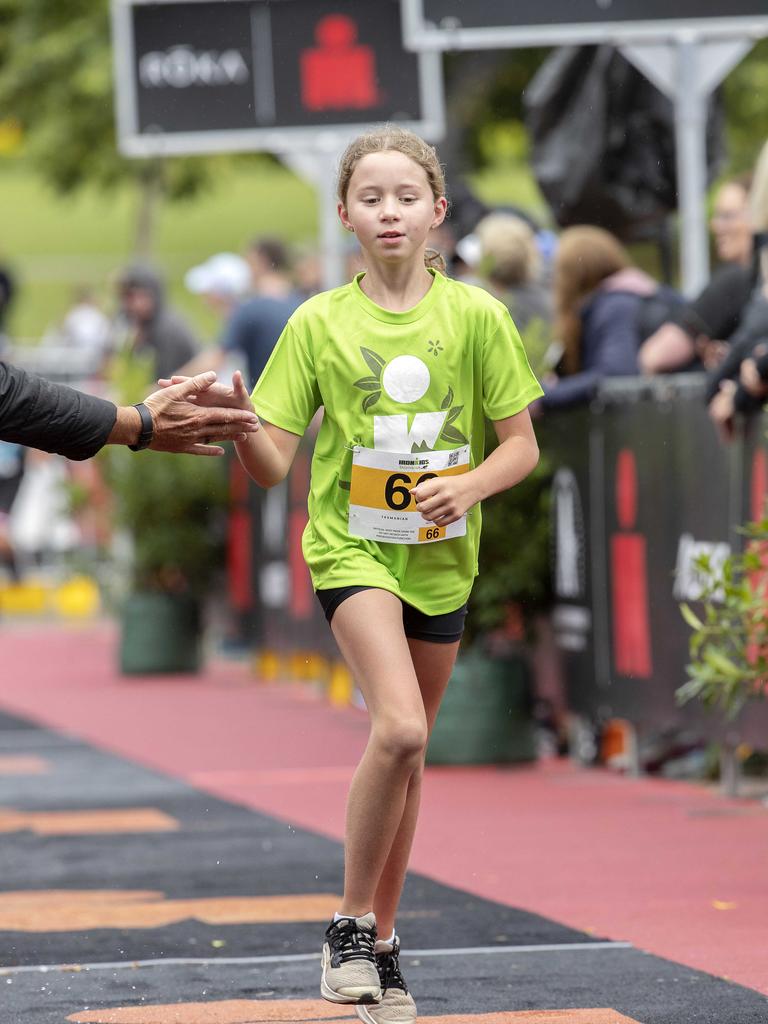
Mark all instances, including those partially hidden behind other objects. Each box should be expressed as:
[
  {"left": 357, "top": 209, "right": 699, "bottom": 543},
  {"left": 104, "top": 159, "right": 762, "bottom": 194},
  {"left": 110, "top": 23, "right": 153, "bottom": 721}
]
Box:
[
  {"left": 410, "top": 474, "right": 480, "bottom": 526},
  {"left": 158, "top": 370, "right": 256, "bottom": 413}
]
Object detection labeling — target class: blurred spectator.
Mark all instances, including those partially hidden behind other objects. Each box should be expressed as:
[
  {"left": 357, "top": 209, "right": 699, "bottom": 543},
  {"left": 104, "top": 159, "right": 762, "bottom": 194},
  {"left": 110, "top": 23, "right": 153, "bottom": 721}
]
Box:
[
  {"left": 180, "top": 237, "right": 302, "bottom": 389},
  {"left": 184, "top": 252, "right": 251, "bottom": 318},
  {"left": 294, "top": 245, "right": 323, "bottom": 298},
  {"left": 542, "top": 225, "right": 682, "bottom": 409},
  {"left": 117, "top": 265, "right": 200, "bottom": 381},
  {"left": 60, "top": 287, "right": 114, "bottom": 369},
  {"left": 473, "top": 212, "right": 552, "bottom": 333},
  {"left": 706, "top": 253, "right": 768, "bottom": 440},
  {"left": 706, "top": 143, "right": 768, "bottom": 438},
  {"left": 639, "top": 173, "right": 756, "bottom": 375}
]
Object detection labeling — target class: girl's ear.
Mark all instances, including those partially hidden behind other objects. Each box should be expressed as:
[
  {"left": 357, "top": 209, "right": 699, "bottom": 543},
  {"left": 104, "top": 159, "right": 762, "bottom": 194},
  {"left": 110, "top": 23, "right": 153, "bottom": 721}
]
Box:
[
  {"left": 431, "top": 196, "right": 448, "bottom": 229},
  {"left": 338, "top": 202, "right": 353, "bottom": 232}
]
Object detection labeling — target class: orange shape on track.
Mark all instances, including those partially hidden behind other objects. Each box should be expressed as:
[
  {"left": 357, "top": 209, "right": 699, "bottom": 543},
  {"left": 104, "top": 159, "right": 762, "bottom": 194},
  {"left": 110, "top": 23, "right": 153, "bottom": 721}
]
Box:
[
  {"left": 0, "top": 890, "right": 339, "bottom": 932},
  {"left": 0, "top": 755, "right": 48, "bottom": 775},
  {"left": 68, "top": 1002, "right": 642, "bottom": 1024},
  {"left": 0, "top": 807, "right": 179, "bottom": 835}
]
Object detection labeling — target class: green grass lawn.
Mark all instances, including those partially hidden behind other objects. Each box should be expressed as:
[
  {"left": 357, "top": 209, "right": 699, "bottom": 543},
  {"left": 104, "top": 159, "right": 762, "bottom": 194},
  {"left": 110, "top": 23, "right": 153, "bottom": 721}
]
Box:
[{"left": 0, "top": 156, "right": 546, "bottom": 342}]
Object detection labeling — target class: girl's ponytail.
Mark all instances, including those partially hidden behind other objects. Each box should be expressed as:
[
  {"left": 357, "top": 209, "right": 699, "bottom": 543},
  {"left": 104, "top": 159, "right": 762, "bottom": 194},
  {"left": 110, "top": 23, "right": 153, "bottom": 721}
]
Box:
[{"left": 424, "top": 248, "right": 447, "bottom": 275}]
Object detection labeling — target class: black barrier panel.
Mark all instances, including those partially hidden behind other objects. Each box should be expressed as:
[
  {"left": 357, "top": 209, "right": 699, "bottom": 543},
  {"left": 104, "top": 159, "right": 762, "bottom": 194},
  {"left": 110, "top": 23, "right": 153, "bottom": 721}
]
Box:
[
  {"left": 251, "top": 424, "right": 337, "bottom": 660},
  {"left": 539, "top": 409, "right": 600, "bottom": 719},
  {"left": 132, "top": 0, "right": 422, "bottom": 135},
  {"left": 548, "top": 375, "right": 768, "bottom": 748},
  {"left": 422, "top": 0, "right": 768, "bottom": 29},
  {"left": 598, "top": 380, "right": 725, "bottom": 731}
]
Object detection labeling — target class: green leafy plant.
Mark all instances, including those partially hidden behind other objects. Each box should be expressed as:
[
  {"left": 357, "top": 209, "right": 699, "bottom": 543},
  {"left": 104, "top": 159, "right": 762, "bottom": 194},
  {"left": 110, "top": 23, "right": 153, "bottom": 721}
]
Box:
[
  {"left": 100, "top": 352, "right": 228, "bottom": 597},
  {"left": 678, "top": 517, "right": 768, "bottom": 722}
]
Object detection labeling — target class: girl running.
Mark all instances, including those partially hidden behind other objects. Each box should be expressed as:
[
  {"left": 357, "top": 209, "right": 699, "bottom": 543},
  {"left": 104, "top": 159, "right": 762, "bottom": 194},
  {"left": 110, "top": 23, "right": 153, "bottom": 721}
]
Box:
[{"left": 231, "top": 125, "right": 542, "bottom": 1021}]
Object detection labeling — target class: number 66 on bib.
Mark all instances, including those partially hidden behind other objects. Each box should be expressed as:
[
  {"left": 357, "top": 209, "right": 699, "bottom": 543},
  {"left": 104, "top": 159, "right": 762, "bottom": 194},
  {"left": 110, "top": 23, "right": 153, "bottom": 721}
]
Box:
[{"left": 348, "top": 445, "right": 470, "bottom": 545}]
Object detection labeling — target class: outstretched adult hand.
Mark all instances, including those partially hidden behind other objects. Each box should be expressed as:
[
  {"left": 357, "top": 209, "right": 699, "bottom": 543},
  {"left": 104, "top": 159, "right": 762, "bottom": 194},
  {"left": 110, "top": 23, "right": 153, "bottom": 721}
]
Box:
[
  {"left": 142, "top": 371, "right": 260, "bottom": 456},
  {"left": 157, "top": 370, "right": 255, "bottom": 413}
]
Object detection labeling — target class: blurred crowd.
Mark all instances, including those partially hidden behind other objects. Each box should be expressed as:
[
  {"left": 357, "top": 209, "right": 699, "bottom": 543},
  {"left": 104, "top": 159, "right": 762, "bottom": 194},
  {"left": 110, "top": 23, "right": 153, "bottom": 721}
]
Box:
[{"left": 4, "top": 137, "right": 768, "bottom": 579}]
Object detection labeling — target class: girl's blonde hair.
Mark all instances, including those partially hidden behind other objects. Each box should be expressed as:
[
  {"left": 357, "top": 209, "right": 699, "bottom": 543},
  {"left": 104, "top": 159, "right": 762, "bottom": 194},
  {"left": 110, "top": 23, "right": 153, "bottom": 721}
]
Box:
[
  {"left": 554, "top": 226, "right": 632, "bottom": 375},
  {"left": 476, "top": 213, "right": 541, "bottom": 288},
  {"left": 337, "top": 124, "right": 447, "bottom": 274}
]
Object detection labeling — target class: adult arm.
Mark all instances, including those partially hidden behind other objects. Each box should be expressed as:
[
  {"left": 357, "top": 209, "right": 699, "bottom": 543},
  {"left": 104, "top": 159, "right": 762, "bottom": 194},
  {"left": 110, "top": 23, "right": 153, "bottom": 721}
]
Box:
[
  {"left": 0, "top": 360, "right": 116, "bottom": 459},
  {"left": 638, "top": 322, "right": 696, "bottom": 375},
  {"left": 0, "top": 362, "right": 260, "bottom": 459}
]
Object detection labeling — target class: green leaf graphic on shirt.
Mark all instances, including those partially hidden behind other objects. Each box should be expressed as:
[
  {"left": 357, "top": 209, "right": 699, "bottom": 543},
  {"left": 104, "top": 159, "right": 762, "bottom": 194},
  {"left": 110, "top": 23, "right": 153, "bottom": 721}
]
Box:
[
  {"left": 360, "top": 347, "right": 386, "bottom": 376},
  {"left": 441, "top": 386, "right": 454, "bottom": 410},
  {"left": 440, "top": 414, "right": 468, "bottom": 445},
  {"left": 354, "top": 347, "right": 385, "bottom": 411},
  {"left": 411, "top": 440, "right": 432, "bottom": 453}
]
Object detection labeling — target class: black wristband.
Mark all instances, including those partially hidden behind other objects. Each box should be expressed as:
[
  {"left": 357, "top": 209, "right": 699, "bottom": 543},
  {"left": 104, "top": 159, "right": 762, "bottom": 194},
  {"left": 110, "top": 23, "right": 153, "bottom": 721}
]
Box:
[{"left": 128, "top": 402, "right": 154, "bottom": 452}]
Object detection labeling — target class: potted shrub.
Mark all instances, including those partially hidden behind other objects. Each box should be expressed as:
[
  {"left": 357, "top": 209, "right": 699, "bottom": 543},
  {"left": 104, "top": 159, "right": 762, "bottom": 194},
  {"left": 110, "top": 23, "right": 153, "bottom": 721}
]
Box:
[{"left": 101, "top": 353, "right": 228, "bottom": 674}]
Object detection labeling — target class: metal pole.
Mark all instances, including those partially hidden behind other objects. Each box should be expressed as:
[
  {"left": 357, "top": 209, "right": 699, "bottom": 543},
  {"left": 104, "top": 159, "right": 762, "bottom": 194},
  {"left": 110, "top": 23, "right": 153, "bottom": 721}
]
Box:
[
  {"left": 674, "top": 37, "right": 710, "bottom": 297},
  {"left": 317, "top": 151, "right": 346, "bottom": 291},
  {"left": 282, "top": 147, "right": 346, "bottom": 292}
]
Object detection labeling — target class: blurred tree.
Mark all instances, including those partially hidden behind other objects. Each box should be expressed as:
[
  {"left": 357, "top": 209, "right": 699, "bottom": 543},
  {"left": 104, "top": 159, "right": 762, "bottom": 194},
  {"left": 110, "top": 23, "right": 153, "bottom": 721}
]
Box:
[
  {"left": 0, "top": 0, "right": 219, "bottom": 255},
  {"left": 721, "top": 37, "right": 768, "bottom": 173}
]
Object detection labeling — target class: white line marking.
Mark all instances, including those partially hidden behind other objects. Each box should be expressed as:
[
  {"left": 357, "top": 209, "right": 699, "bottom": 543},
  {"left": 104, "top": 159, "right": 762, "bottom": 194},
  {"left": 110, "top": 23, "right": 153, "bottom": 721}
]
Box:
[{"left": 0, "top": 942, "right": 633, "bottom": 976}]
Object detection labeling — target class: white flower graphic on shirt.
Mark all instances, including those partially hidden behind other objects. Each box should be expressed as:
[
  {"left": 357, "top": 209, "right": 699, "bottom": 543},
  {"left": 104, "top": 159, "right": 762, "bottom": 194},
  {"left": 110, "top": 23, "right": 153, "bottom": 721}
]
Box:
[{"left": 382, "top": 355, "right": 430, "bottom": 403}]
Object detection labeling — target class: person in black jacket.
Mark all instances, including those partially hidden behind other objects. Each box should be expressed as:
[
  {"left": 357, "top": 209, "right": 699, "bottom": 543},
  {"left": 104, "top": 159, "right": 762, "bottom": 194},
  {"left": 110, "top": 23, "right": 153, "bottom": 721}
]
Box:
[{"left": 0, "top": 362, "right": 260, "bottom": 460}]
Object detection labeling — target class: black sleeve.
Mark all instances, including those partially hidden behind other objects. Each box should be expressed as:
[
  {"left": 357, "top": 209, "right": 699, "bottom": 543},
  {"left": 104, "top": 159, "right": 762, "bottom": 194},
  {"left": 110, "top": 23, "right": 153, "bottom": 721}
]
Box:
[
  {"left": 0, "top": 361, "right": 117, "bottom": 460},
  {"left": 674, "top": 263, "right": 755, "bottom": 341},
  {"left": 703, "top": 295, "right": 768, "bottom": 404}
]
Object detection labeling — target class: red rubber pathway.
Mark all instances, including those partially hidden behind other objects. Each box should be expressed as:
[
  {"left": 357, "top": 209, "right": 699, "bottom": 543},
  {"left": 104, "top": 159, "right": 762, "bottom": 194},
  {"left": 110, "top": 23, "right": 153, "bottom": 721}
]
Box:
[{"left": 1, "top": 622, "right": 767, "bottom": 1024}]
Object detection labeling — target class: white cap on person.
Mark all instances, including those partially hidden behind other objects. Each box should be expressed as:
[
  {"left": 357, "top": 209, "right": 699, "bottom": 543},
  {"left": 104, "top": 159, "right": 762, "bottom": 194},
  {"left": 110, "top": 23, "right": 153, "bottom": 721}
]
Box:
[{"left": 184, "top": 253, "right": 251, "bottom": 298}]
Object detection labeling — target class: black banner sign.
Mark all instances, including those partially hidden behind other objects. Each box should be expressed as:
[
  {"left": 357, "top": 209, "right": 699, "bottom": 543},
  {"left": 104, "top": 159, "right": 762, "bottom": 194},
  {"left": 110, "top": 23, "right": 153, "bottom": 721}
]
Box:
[
  {"left": 115, "top": 0, "right": 443, "bottom": 154},
  {"left": 422, "top": 0, "right": 768, "bottom": 30}
]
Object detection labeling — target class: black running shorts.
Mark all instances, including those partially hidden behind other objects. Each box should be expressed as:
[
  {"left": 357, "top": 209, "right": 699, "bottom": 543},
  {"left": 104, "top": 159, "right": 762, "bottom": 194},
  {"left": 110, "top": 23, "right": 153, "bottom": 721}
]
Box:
[{"left": 315, "top": 586, "right": 467, "bottom": 644}]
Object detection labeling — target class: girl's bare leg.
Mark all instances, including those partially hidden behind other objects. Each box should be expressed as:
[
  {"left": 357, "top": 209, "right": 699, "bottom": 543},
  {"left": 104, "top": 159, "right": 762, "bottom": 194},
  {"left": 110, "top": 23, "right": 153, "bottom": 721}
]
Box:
[
  {"left": 330, "top": 589, "right": 433, "bottom": 918},
  {"left": 371, "top": 636, "right": 460, "bottom": 939}
]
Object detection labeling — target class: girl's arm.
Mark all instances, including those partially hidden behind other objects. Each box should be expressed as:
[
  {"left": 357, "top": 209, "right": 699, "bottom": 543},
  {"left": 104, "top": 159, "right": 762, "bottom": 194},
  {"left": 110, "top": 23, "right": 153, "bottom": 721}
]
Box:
[
  {"left": 223, "top": 373, "right": 301, "bottom": 487},
  {"left": 235, "top": 420, "right": 302, "bottom": 488},
  {"left": 411, "top": 408, "right": 539, "bottom": 526}
]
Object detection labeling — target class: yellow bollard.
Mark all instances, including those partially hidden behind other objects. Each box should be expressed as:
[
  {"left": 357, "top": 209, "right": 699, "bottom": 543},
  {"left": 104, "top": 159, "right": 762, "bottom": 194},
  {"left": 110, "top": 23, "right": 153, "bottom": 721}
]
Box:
[
  {"left": 255, "top": 649, "right": 282, "bottom": 682},
  {"left": 328, "top": 661, "right": 353, "bottom": 707},
  {"left": 0, "top": 581, "right": 49, "bottom": 615},
  {"left": 51, "top": 576, "right": 100, "bottom": 619}
]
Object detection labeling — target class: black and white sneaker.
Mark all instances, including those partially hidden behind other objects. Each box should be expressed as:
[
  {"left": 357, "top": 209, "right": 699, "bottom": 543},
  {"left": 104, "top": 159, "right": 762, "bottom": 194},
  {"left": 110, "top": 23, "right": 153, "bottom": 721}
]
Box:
[
  {"left": 320, "top": 912, "right": 382, "bottom": 1004},
  {"left": 355, "top": 936, "right": 417, "bottom": 1023}
]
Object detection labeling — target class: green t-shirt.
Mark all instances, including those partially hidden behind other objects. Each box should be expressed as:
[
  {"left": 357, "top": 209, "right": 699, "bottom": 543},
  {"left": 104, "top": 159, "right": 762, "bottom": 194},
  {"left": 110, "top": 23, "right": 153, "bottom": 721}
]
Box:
[{"left": 250, "top": 269, "right": 543, "bottom": 614}]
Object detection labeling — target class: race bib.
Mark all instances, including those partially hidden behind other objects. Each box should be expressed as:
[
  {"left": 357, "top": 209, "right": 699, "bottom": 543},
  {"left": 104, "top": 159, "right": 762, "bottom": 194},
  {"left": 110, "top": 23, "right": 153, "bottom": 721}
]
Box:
[{"left": 348, "top": 445, "right": 470, "bottom": 545}]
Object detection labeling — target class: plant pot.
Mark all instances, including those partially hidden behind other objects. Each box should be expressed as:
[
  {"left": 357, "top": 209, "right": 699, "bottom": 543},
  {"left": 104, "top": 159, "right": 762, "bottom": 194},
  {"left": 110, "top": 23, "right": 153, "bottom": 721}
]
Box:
[
  {"left": 119, "top": 591, "right": 202, "bottom": 675},
  {"left": 426, "top": 649, "right": 536, "bottom": 765}
]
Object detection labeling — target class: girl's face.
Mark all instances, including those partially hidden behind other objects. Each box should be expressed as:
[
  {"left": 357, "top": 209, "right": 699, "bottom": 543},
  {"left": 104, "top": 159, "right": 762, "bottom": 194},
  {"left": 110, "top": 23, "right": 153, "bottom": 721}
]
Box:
[{"left": 338, "top": 151, "right": 447, "bottom": 267}]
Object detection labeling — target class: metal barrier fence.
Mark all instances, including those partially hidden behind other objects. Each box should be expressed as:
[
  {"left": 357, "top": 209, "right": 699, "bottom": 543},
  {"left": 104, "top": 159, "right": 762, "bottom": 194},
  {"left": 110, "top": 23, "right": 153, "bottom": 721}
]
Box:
[{"left": 541, "top": 373, "right": 768, "bottom": 752}]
